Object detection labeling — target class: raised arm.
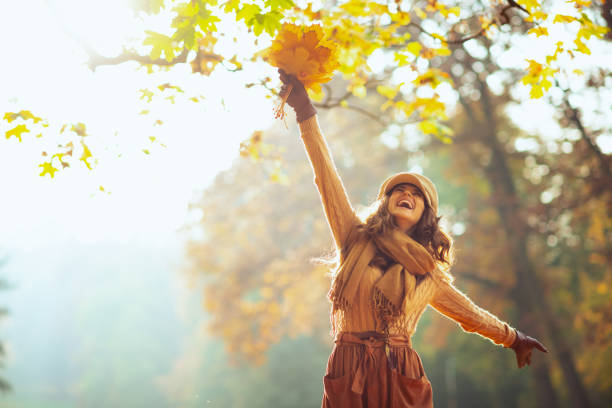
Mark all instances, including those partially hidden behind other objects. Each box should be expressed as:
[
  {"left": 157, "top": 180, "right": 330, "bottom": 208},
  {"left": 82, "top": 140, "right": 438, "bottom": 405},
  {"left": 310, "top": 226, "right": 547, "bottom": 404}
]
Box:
[
  {"left": 280, "top": 71, "right": 359, "bottom": 250},
  {"left": 429, "top": 278, "right": 517, "bottom": 347}
]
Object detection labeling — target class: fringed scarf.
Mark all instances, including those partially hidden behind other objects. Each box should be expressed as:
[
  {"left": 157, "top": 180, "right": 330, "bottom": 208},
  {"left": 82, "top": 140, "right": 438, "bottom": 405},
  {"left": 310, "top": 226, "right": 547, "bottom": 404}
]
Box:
[{"left": 328, "top": 227, "right": 436, "bottom": 334}]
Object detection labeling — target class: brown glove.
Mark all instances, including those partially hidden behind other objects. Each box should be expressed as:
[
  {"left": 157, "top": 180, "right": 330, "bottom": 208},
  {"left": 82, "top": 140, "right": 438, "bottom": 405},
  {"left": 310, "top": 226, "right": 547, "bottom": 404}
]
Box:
[
  {"left": 510, "top": 329, "right": 548, "bottom": 368},
  {"left": 278, "top": 69, "right": 317, "bottom": 123}
]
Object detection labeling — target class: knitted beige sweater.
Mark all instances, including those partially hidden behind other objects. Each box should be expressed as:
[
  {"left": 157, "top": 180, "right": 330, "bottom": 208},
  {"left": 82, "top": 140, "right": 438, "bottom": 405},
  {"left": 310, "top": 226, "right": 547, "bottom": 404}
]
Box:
[{"left": 299, "top": 115, "right": 516, "bottom": 347}]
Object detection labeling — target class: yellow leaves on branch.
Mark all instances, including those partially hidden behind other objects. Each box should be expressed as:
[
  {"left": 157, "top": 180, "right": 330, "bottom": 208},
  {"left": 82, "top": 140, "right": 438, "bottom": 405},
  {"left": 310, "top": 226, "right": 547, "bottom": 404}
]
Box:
[
  {"left": 264, "top": 23, "right": 339, "bottom": 94},
  {"left": 4, "top": 110, "right": 47, "bottom": 142},
  {"left": 528, "top": 26, "right": 549, "bottom": 37},
  {"left": 522, "top": 59, "right": 556, "bottom": 99},
  {"left": 413, "top": 68, "right": 451, "bottom": 89},
  {"left": 4, "top": 110, "right": 45, "bottom": 125}
]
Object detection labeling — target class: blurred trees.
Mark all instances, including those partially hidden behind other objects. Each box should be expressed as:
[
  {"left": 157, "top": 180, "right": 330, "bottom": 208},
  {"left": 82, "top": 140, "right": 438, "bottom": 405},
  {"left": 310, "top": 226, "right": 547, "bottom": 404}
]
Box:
[
  {"left": 185, "top": 61, "right": 611, "bottom": 407},
  {"left": 425, "top": 28, "right": 610, "bottom": 406},
  {"left": 0, "top": 255, "right": 11, "bottom": 393}
]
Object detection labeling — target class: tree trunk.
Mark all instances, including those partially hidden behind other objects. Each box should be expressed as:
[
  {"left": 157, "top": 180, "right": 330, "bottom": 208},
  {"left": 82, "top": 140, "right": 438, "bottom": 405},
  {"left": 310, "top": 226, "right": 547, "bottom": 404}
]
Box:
[{"left": 476, "top": 79, "right": 592, "bottom": 408}]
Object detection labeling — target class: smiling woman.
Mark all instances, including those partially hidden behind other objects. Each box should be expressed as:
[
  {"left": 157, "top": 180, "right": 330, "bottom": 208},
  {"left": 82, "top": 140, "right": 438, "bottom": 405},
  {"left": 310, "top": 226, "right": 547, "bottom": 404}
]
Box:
[
  {"left": 278, "top": 71, "right": 549, "bottom": 408},
  {"left": 386, "top": 182, "right": 427, "bottom": 234}
]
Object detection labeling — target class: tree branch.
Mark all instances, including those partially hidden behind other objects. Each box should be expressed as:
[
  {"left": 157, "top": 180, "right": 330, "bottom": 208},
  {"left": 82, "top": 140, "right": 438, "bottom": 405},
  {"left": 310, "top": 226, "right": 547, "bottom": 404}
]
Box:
[
  {"left": 86, "top": 48, "right": 190, "bottom": 70},
  {"left": 559, "top": 86, "right": 612, "bottom": 185},
  {"left": 406, "top": 0, "right": 529, "bottom": 45}
]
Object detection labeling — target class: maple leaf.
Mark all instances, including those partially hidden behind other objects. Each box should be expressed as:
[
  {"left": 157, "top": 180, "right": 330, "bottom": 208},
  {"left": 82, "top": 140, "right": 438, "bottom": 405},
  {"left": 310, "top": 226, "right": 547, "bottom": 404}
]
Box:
[
  {"left": 264, "top": 23, "right": 339, "bottom": 90},
  {"left": 80, "top": 141, "right": 93, "bottom": 170},
  {"left": 6, "top": 124, "right": 29, "bottom": 141},
  {"left": 3, "top": 110, "right": 44, "bottom": 124},
  {"left": 39, "top": 161, "right": 58, "bottom": 178},
  {"left": 405, "top": 42, "right": 422, "bottom": 57},
  {"left": 528, "top": 27, "right": 549, "bottom": 37},
  {"left": 71, "top": 123, "right": 87, "bottom": 137}
]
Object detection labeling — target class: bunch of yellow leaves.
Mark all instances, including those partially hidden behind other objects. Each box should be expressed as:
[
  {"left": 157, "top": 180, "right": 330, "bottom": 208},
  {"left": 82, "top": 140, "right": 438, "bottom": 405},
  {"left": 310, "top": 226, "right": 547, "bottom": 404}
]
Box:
[{"left": 264, "top": 23, "right": 339, "bottom": 119}]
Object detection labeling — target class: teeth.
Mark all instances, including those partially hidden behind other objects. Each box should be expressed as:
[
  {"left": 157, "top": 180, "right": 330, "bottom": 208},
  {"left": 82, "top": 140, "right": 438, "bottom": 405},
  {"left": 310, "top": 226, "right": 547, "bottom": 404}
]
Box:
[{"left": 399, "top": 200, "right": 413, "bottom": 209}]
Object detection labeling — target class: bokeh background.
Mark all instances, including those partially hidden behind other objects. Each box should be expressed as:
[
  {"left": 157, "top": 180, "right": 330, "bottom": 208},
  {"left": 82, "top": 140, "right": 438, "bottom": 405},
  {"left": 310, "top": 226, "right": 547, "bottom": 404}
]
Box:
[{"left": 1, "top": 0, "right": 611, "bottom": 407}]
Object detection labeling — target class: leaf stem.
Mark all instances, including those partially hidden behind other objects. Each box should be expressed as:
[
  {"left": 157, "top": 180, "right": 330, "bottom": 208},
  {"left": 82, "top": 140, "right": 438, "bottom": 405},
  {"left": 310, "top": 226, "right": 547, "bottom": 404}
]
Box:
[{"left": 274, "top": 83, "right": 293, "bottom": 121}]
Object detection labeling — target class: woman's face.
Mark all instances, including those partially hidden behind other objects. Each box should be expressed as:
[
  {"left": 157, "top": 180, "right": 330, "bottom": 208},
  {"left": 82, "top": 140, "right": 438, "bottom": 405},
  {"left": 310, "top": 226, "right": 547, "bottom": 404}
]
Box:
[{"left": 387, "top": 183, "right": 426, "bottom": 233}]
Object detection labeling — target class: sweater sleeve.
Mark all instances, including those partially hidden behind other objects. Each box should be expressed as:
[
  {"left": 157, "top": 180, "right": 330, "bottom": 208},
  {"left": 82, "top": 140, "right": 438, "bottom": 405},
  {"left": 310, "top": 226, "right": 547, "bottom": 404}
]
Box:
[
  {"left": 298, "top": 115, "right": 360, "bottom": 250},
  {"left": 429, "top": 278, "right": 517, "bottom": 347}
]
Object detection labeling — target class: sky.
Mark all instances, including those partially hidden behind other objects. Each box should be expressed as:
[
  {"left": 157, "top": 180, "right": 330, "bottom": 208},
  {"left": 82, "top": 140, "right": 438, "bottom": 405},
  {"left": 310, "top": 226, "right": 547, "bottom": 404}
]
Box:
[{"left": 0, "top": 0, "right": 277, "bottom": 250}]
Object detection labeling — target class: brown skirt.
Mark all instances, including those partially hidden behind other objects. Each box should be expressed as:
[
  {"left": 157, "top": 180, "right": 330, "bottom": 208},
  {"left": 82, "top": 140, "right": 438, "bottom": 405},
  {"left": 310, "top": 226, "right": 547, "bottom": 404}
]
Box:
[{"left": 322, "top": 332, "right": 433, "bottom": 408}]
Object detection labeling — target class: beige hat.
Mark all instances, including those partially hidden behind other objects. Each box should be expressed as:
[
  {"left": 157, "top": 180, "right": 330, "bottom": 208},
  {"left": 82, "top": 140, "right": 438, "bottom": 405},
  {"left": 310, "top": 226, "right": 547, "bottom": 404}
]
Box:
[{"left": 378, "top": 172, "right": 439, "bottom": 214}]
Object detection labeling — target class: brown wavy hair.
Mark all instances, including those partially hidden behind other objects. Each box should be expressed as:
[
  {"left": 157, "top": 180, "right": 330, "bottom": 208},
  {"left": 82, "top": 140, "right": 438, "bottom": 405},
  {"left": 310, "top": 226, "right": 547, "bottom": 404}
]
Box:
[{"left": 360, "top": 192, "right": 454, "bottom": 271}]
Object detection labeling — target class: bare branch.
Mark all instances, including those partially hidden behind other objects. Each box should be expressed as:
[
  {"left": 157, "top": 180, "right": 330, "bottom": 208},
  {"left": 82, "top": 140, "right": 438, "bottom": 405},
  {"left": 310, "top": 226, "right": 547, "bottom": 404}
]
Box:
[
  {"left": 559, "top": 87, "right": 612, "bottom": 185},
  {"left": 86, "top": 48, "right": 190, "bottom": 70}
]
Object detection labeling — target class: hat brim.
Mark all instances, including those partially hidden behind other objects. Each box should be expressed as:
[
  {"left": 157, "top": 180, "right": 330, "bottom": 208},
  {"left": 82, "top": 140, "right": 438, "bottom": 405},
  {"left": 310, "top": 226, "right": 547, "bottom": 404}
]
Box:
[{"left": 378, "top": 174, "right": 432, "bottom": 209}]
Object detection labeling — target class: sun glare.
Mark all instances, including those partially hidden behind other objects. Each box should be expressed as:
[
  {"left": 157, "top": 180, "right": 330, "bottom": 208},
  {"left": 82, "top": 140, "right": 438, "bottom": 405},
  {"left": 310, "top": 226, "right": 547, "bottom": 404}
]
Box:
[{"left": 48, "top": 0, "right": 142, "bottom": 56}]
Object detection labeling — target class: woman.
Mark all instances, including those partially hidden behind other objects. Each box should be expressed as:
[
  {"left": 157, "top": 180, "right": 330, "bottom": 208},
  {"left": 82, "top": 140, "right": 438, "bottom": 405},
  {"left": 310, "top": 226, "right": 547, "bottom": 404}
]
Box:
[{"left": 278, "top": 70, "right": 548, "bottom": 408}]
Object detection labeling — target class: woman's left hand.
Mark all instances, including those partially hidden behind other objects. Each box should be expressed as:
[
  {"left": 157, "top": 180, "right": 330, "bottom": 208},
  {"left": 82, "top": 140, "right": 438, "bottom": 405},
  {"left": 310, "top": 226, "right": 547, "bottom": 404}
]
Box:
[{"left": 510, "top": 329, "right": 549, "bottom": 368}]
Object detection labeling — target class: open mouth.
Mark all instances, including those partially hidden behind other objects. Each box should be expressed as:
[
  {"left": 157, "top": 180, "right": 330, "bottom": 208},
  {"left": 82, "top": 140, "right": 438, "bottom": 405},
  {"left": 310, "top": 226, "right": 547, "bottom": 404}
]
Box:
[{"left": 398, "top": 200, "right": 414, "bottom": 210}]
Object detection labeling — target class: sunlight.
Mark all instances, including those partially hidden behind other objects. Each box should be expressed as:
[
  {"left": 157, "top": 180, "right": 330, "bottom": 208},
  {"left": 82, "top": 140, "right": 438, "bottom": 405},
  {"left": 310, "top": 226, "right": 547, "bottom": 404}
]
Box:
[
  {"left": 0, "top": 1, "right": 277, "bottom": 249},
  {"left": 47, "top": 0, "right": 142, "bottom": 56}
]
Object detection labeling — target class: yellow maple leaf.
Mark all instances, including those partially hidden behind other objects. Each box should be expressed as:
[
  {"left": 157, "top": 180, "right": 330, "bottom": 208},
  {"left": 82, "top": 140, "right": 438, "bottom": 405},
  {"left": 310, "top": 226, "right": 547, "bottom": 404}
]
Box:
[
  {"left": 573, "top": 0, "right": 591, "bottom": 7},
  {"left": 264, "top": 23, "right": 339, "bottom": 90},
  {"left": 574, "top": 37, "right": 591, "bottom": 54},
  {"left": 80, "top": 141, "right": 93, "bottom": 169},
  {"left": 405, "top": 42, "right": 422, "bottom": 56},
  {"left": 528, "top": 26, "right": 549, "bottom": 37},
  {"left": 39, "top": 161, "right": 58, "bottom": 178},
  {"left": 6, "top": 124, "right": 29, "bottom": 141},
  {"left": 553, "top": 15, "right": 577, "bottom": 24}
]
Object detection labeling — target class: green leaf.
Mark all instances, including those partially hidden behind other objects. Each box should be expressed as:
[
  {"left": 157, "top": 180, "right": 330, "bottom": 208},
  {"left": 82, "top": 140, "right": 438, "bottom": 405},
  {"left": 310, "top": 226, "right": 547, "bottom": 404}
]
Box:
[
  {"left": 253, "top": 14, "right": 265, "bottom": 36},
  {"left": 173, "top": 25, "right": 196, "bottom": 49},
  {"left": 223, "top": 0, "right": 241, "bottom": 13},
  {"left": 143, "top": 30, "right": 176, "bottom": 62},
  {"left": 173, "top": 1, "right": 198, "bottom": 19},
  {"left": 6, "top": 124, "right": 29, "bottom": 141},
  {"left": 264, "top": 0, "right": 295, "bottom": 11},
  {"left": 136, "top": 0, "right": 164, "bottom": 14},
  {"left": 197, "top": 13, "right": 221, "bottom": 33},
  {"left": 236, "top": 4, "right": 261, "bottom": 24},
  {"left": 262, "top": 11, "right": 282, "bottom": 36}
]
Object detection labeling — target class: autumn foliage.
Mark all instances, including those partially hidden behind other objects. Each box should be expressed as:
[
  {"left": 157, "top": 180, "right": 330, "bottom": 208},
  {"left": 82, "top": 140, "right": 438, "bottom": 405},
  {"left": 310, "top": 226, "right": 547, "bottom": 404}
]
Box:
[{"left": 264, "top": 23, "right": 339, "bottom": 93}]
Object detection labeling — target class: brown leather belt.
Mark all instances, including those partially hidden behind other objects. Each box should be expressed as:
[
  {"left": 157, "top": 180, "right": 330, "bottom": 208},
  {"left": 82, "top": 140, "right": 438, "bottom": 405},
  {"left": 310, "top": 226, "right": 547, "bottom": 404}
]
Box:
[{"left": 334, "top": 331, "right": 413, "bottom": 394}]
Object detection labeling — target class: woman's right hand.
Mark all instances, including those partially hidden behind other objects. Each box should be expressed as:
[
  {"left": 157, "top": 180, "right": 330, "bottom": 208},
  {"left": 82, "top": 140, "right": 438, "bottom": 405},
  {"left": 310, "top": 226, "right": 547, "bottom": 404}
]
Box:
[{"left": 278, "top": 69, "right": 316, "bottom": 123}]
